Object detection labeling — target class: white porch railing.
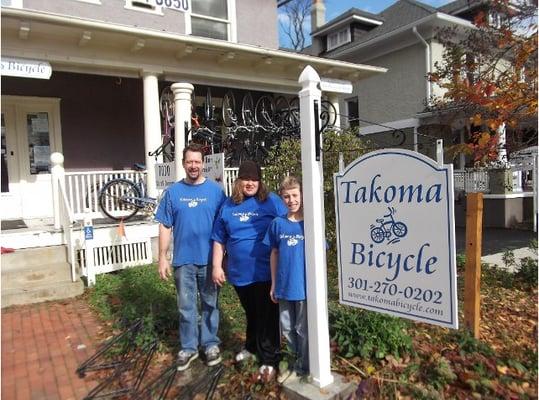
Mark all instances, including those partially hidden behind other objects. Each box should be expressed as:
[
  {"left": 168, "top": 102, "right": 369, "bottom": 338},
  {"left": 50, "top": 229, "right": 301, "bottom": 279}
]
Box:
[
  {"left": 454, "top": 169, "right": 490, "bottom": 193},
  {"left": 65, "top": 170, "right": 147, "bottom": 220},
  {"left": 224, "top": 167, "right": 238, "bottom": 196}
]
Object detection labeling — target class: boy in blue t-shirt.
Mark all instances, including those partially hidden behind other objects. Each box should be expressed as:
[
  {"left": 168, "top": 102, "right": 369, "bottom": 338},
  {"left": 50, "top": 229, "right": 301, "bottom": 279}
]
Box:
[{"left": 263, "top": 176, "right": 309, "bottom": 383}]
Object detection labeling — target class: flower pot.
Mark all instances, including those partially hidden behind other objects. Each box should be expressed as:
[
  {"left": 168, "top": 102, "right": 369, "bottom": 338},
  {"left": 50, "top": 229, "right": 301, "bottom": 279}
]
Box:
[{"left": 488, "top": 169, "right": 513, "bottom": 194}]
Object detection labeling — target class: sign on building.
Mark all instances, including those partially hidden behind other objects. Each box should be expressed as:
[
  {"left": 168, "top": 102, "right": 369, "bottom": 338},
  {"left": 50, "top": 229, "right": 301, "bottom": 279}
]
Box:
[
  {"left": 334, "top": 149, "right": 458, "bottom": 329},
  {"left": 203, "top": 153, "right": 225, "bottom": 189},
  {"left": 1, "top": 57, "right": 52, "bottom": 79},
  {"left": 154, "top": 152, "right": 224, "bottom": 190},
  {"left": 149, "top": 0, "right": 191, "bottom": 12}
]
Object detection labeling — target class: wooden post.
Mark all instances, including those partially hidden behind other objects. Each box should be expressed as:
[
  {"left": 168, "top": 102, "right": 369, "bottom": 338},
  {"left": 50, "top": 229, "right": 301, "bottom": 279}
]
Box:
[{"left": 464, "top": 192, "right": 483, "bottom": 338}]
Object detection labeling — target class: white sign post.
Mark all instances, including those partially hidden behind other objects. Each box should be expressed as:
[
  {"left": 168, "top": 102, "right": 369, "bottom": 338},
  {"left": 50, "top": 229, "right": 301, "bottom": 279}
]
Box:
[
  {"left": 334, "top": 149, "right": 458, "bottom": 329},
  {"left": 299, "top": 66, "right": 334, "bottom": 388}
]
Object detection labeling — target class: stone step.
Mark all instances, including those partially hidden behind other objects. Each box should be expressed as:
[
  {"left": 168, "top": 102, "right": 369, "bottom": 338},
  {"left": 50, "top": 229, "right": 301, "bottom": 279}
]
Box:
[
  {"left": 2, "top": 245, "right": 68, "bottom": 270},
  {"left": 2, "top": 262, "right": 73, "bottom": 289},
  {"left": 1, "top": 279, "right": 84, "bottom": 308}
]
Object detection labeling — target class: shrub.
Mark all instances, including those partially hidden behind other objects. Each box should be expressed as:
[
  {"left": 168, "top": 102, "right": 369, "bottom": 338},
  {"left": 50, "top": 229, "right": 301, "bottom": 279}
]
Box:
[
  {"left": 88, "top": 265, "right": 178, "bottom": 348},
  {"left": 328, "top": 304, "right": 413, "bottom": 360}
]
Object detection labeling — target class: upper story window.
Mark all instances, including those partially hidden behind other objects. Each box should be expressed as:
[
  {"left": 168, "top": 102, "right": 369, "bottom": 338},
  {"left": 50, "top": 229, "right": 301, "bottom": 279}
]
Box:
[
  {"left": 327, "top": 27, "right": 351, "bottom": 51},
  {"left": 125, "top": 0, "right": 163, "bottom": 15},
  {"left": 189, "top": 0, "right": 236, "bottom": 41},
  {"left": 1, "top": 0, "right": 23, "bottom": 7}
]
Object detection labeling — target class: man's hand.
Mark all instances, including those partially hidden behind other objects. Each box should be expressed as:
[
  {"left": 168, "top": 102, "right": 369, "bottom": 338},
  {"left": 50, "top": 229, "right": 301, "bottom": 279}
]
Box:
[
  {"left": 212, "top": 265, "right": 226, "bottom": 287},
  {"left": 158, "top": 257, "right": 172, "bottom": 280}
]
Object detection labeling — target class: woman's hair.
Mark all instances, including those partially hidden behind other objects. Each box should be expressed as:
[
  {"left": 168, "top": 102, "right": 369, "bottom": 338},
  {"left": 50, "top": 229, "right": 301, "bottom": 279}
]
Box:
[
  {"left": 279, "top": 176, "right": 302, "bottom": 194},
  {"left": 231, "top": 178, "right": 269, "bottom": 204}
]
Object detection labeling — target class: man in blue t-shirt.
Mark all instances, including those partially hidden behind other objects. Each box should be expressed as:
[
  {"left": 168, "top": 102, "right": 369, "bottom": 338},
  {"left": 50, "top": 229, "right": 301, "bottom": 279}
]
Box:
[
  {"left": 263, "top": 176, "right": 309, "bottom": 383},
  {"left": 155, "top": 143, "right": 226, "bottom": 371}
]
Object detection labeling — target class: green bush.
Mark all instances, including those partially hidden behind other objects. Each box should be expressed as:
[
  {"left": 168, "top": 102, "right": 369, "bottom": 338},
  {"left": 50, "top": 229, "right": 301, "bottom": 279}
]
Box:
[
  {"left": 88, "top": 264, "right": 178, "bottom": 348},
  {"left": 328, "top": 304, "right": 413, "bottom": 360}
]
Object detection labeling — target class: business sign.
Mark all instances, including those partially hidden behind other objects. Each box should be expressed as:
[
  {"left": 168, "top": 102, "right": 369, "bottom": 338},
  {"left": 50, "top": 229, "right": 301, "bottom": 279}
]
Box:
[
  {"left": 334, "top": 149, "right": 458, "bottom": 329},
  {"left": 203, "top": 153, "right": 225, "bottom": 189},
  {"left": 320, "top": 77, "right": 353, "bottom": 94},
  {"left": 155, "top": 162, "right": 176, "bottom": 190},
  {"left": 1, "top": 57, "right": 52, "bottom": 79}
]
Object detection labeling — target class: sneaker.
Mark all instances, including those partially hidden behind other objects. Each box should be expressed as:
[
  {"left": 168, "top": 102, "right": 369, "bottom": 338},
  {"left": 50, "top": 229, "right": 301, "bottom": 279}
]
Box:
[
  {"left": 235, "top": 348, "right": 256, "bottom": 362},
  {"left": 176, "top": 350, "right": 198, "bottom": 371},
  {"left": 277, "top": 369, "right": 293, "bottom": 384},
  {"left": 257, "top": 365, "right": 276, "bottom": 382},
  {"left": 205, "top": 345, "right": 222, "bottom": 367}
]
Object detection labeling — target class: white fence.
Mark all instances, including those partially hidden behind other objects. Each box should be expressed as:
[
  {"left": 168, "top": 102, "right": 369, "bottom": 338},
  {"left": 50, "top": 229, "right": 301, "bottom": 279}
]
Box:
[
  {"left": 454, "top": 169, "right": 490, "bottom": 193},
  {"left": 65, "top": 170, "right": 147, "bottom": 220}
]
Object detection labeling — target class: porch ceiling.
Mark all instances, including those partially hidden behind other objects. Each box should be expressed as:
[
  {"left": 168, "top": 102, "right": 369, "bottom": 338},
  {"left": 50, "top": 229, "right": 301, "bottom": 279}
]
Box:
[{"left": 1, "top": 8, "right": 386, "bottom": 93}]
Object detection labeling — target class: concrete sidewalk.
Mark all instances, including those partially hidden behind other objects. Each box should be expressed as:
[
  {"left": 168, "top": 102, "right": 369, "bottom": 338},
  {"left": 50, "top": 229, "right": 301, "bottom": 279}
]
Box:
[{"left": 2, "top": 299, "right": 102, "bottom": 400}]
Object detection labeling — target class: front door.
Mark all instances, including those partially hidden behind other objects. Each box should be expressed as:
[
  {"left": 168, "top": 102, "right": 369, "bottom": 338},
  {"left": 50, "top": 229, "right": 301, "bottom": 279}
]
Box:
[{"left": 1, "top": 97, "right": 62, "bottom": 219}]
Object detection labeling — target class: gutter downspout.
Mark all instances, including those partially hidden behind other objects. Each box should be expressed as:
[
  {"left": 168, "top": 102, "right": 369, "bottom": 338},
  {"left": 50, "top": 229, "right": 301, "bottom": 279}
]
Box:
[{"left": 412, "top": 26, "right": 431, "bottom": 103}]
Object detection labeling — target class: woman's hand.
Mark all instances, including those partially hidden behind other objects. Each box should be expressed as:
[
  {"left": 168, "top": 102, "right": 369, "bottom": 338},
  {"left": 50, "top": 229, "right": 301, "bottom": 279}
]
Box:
[
  {"left": 213, "top": 265, "right": 226, "bottom": 287},
  {"left": 270, "top": 285, "right": 278, "bottom": 304}
]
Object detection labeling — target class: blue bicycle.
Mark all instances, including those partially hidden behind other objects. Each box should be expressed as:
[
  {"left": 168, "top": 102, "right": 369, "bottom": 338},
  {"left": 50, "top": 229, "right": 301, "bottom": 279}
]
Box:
[
  {"left": 98, "top": 164, "right": 157, "bottom": 221},
  {"left": 370, "top": 207, "right": 408, "bottom": 244}
]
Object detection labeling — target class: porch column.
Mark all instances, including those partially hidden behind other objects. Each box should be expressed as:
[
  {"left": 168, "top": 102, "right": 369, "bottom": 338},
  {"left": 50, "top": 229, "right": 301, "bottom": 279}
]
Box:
[
  {"left": 171, "top": 83, "right": 194, "bottom": 180},
  {"left": 142, "top": 72, "right": 162, "bottom": 198},
  {"left": 326, "top": 93, "right": 341, "bottom": 129}
]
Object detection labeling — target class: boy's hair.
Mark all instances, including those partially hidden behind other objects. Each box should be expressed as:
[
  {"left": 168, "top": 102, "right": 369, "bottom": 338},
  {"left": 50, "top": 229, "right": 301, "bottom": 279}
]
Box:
[
  {"left": 182, "top": 143, "right": 205, "bottom": 161},
  {"left": 279, "top": 176, "right": 302, "bottom": 194}
]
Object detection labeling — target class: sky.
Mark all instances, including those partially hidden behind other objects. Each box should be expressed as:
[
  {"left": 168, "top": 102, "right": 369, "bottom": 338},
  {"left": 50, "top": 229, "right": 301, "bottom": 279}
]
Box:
[{"left": 278, "top": 0, "right": 454, "bottom": 48}]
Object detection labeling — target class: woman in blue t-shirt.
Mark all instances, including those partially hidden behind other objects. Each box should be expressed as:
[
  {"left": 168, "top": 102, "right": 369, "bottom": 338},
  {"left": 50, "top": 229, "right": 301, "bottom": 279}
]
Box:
[{"left": 212, "top": 160, "right": 287, "bottom": 380}]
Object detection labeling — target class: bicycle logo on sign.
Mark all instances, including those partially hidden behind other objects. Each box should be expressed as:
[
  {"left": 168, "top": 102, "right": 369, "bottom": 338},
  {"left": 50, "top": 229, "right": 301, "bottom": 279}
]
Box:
[{"left": 370, "top": 207, "right": 408, "bottom": 245}]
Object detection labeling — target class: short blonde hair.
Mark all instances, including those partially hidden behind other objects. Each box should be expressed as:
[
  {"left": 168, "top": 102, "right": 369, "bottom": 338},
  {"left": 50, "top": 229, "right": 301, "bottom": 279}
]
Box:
[
  {"left": 231, "top": 178, "right": 269, "bottom": 204},
  {"left": 279, "top": 176, "right": 302, "bottom": 194}
]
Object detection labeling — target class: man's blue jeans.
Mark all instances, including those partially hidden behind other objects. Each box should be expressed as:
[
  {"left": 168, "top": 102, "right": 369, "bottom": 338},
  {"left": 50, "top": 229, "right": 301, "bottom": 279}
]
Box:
[
  {"left": 174, "top": 264, "right": 220, "bottom": 353},
  {"left": 279, "top": 299, "right": 309, "bottom": 375}
]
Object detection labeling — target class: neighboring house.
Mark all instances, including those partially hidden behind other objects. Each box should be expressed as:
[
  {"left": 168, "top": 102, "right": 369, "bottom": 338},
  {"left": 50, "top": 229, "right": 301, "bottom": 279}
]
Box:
[
  {"left": 0, "top": 0, "right": 384, "bottom": 303},
  {"left": 308, "top": 0, "right": 537, "bottom": 229}
]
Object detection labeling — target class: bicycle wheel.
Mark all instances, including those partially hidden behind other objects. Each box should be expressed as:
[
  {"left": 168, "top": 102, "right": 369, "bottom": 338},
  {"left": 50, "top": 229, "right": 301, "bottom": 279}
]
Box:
[
  {"left": 370, "top": 227, "right": 385, "bottom": 244},
  {"left": 254, "top": 96, "right": 274, "bottom": 127},
  {"left": 204, "top": 87, "right": 214, "bottom": 122},
  {"left": 392, "top": 222, "right": 408, "bottom": 238},
  {"left": 321, "top": 100, "right": 337, "bottom": 131},
  {"left": 160, "top": 87, "right": 174, "bottom": 119},
  {"left": 222, "top": 91, "right": 237, "bottom": 127},
  {"left": 288, "top": 97, "right": 300, "bottom": 129},
  {"left": 99, "top": 179, "right": 141, "bottom": 221},
  {"left": 241, "top": 92, "right": 254, "bottom": 126}
]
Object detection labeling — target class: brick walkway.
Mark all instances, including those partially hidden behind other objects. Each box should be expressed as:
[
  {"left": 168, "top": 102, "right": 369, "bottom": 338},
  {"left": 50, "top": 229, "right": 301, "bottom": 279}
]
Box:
[{"left": 2, "top": 298, "right": 104, "bottom": 400}]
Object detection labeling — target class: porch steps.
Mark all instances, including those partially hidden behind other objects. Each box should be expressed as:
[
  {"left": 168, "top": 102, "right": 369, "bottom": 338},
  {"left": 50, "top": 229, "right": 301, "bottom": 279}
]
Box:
[{"left": 1, "top": 245, "right": 84, "bottom": 308}]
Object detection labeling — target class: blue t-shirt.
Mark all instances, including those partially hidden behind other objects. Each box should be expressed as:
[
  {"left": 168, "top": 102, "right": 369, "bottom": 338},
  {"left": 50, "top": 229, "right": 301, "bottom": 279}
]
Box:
[
  {"left": 263, "top": 217, "right": 306, "bottom": 301},
  {"left": 211, "top": 192, "right": 287, "bottom": 286},
  {"left": 155, "top": 179, "right": 226, "bottom": 267}
]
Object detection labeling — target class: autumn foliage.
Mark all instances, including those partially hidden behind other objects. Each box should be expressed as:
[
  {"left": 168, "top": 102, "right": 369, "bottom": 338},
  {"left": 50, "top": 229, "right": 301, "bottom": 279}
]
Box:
[{"left": 429, "top": 0, "right": 538, "bottom": 165}]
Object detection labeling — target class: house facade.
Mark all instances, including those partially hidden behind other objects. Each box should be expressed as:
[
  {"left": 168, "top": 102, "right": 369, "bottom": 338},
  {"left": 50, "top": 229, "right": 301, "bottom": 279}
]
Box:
[
  {"left": 1, "top": 0, "right": 383, "bottom": 222},
  {"left": 308, "top": 0, "right": 537, "bottom": 229}
]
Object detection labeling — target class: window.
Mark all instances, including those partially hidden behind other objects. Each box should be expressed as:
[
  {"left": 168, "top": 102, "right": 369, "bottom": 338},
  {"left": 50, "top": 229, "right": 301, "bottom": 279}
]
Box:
[
  {"left": 327, "top": 27, "right": 351, "bottom": 51},
  {"left": 1, "top": 0, "right": 23, "bottom": 7},
  {"left": 125, "top": 0, "right": 163, "bottom": 15},
  {"left": 346, "top": 97, "right": 359, "bottom": 129},
  {"left": 188, "top": 0, "right": 236, "bottom": 41}
]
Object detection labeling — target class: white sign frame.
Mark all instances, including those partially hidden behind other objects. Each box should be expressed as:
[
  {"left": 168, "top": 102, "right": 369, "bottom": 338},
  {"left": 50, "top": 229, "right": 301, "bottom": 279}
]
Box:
[
  {"left": 334, "top": 148, "right": 458, "bottom": 329},
  {"left": 155, "top": 161, "right": 176, "bottom": 190}
]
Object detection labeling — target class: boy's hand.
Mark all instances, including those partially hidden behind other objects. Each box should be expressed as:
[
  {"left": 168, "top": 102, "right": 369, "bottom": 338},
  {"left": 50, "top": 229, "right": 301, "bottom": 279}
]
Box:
[
  {"left": 213, "top": 265, "right": 226, "bottom": 287},
  {"left": 270, "top": 286, "right": 278, "bottom": 304}
]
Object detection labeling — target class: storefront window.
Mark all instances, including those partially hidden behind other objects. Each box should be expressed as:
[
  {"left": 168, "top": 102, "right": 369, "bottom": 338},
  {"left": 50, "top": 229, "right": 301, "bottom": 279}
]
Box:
[{"left": 26, "top": 112, "right": 51, "bottom": 174}]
